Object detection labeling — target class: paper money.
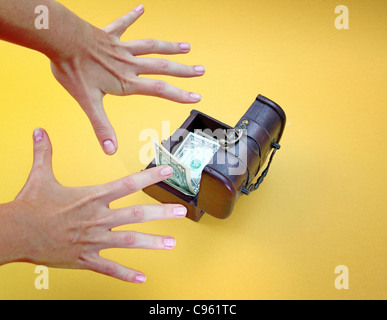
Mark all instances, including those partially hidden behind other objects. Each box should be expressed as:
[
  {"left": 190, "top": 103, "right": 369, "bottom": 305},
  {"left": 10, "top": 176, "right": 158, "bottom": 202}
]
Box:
[
  {"left": 174, "top": 132, "right": 220, "bottom": 194},
  {"left": 153, "top": 138, "right": 195, "bottom": 196},
  {"left": 153, "top": 132, "right": 219, "bottom": 196}
]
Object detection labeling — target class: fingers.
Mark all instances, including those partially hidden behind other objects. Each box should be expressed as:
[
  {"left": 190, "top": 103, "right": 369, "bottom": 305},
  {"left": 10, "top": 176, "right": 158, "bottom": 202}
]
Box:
[
  {"left": 134, "top": 57, "right": 206, "bottom": 78},
  {"left": 127, "top": 58, "right": 205, "bottom": 103},
  {"left": 133, "top": 77, "right": 203, "bottom": 103},
  {"left": 100, "top": 165, "right": 174, "bottom": 204},
  {"left": 84, "top": 255, "right": 147, "bottom": 283},
  {"left": 103, "top": 204, "right": 187, "bottom": 229},
  {"left": 103, "top": 4, "right": 144, "bottom": 38},
  {"left": 82, "top": 96, "right": 118, "bottom": 156},
  {"left": 31, "top": 128, "right": 54, "bottom": 174},
  {"left": 124, "top": 39, "right": 191, "bottom": 56},
  {"left": 98, "top": 230, "right": 177, "bottom": 251}
]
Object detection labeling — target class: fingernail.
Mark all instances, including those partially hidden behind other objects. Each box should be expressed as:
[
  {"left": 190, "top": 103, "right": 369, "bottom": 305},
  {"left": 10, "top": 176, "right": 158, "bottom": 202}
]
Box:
[
  {"left": 194, "top": 65, "right": 206, "bottom": 74},
  {"left": 163, "top": 237, "right": 176, "bottom": 249},
  {"left": 33, "top": 128, "right": 44, "bottom": 142},
  {"left": 160, "top": 166, "right": 173, "bottom": 176},
  {"left": 189, "top": 93, "right": 202, "bottom": 101},
  {"left": 135, "top": 274, "right": 146, "bottom": 283},
  {"left": 174, "top": 206, "right": 187, "bottom": 218},
  {"left": 134, "top": 4, "right": 144, "bottom": 13},
  {"left": 179, "top": 42, "right": 190, "bottom": 51},
  {"left": 103, "top": 140, "right": 116, "bottom": 155}
]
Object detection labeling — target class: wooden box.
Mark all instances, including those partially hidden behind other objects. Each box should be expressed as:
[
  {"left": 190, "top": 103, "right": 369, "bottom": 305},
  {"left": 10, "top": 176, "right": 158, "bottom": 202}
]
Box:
[{"left": 143, "top": 94, "right": 286, "bottom": 221}]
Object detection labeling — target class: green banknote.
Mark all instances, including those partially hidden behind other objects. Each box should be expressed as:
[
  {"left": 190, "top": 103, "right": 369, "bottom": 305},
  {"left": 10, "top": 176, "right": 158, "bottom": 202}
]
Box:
[
  {"left": 153, "top": 138, "right": 195, "bottom": 196},
  {"left": 153, "top": 132, "right": 219, "bottom": 196},
  {"left": 174, "top": 132, "right": 220, "bottom": 194}
]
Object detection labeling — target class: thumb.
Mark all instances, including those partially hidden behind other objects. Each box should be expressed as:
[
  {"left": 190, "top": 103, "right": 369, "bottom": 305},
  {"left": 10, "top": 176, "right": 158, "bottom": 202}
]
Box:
[
  {"left": 15, "top": 128, "right": 55, "bottom": 200},
  {"left": 103, "top": 5, "right": 144, "bottom": 38},
  {"left": 86, "top": 100, "right": 118, "bottom": 156},
  {"left": 32, "top": 128, "right": 54, "bottom": 175}
]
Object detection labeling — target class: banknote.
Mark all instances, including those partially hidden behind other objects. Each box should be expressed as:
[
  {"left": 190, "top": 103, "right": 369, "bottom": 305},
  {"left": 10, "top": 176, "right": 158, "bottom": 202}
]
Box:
[
  {"left": 174, "top": 132, "right": 220, "bottom": 194},
  {"left": 153, "top": 138, "right": 195, "bottom": 196},
  {"left": 153, "top": 132, "right": 219, "bottom": 196}
]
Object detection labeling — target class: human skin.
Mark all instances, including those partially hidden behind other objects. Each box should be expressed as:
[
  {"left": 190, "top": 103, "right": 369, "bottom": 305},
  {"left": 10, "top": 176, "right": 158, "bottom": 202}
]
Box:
[
  {"left": 0, "top": 1, "right": 203, "bottom": 283},
  {"left": 0, "top": 129, "right": 187, "bottom": 283},
  {"left": 0, "top": 1, "right": 205, "bottom": 155}
]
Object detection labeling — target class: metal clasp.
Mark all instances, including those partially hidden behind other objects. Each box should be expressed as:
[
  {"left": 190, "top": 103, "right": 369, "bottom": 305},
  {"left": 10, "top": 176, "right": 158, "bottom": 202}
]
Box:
[{"left": 219, "top": 127, "right": 244, "bottom": 150}]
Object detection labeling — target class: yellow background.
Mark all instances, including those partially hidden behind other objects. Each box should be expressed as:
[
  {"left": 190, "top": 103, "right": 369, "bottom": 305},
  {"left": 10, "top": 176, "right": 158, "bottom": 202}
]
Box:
[{"left": 0, "top": 0, "right": 386, "bottom": 300}]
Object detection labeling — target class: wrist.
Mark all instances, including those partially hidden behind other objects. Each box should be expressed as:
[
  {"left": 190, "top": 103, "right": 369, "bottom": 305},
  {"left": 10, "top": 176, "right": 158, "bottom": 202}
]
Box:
[
  {"left": 0, "top": 201, "right": 30, "bottom": 265},
  {"left": 0, "top": 0, "right": 95, "bottom": 65},
  {"left": 45, "top": 12, "right": 96, "bottom": 64}
]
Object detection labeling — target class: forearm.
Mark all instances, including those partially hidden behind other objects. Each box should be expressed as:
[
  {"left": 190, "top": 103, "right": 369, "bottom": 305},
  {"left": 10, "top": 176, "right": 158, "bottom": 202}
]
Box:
[{"left": 0, "top": 0, "right": 93, "bottom": 62}]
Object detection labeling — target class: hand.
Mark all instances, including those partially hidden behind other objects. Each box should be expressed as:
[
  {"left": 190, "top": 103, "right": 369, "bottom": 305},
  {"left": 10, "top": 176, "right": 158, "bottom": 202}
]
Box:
[
  {"left": 5, "top": 128, "right": 187, "bottom": 283},
  {"left": 50, "top": 4, "right": 205, "bottom": 155}
]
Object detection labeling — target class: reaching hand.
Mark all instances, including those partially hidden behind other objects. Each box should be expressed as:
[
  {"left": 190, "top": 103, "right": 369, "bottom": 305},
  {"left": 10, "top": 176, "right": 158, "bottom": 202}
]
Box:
[
  {"left": 50, "top": 4, "right": 205, "bottom": 155},
  {"left": 6, "top": 128, "right": 187, "bottom": 283}
]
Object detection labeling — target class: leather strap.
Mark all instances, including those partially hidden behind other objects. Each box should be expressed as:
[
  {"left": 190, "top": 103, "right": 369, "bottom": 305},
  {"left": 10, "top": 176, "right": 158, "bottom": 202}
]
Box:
[{"left": 241, "top": 142, "right": 281, "bottom": 195}]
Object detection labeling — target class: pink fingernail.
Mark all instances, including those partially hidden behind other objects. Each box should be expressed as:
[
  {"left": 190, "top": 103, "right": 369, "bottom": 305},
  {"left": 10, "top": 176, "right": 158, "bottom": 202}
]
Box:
[
  {"left": 161, "top": 166, "right": 173, "bottom": 176},
  {"left": 103, "top": 140, "right": 116, "bottom": 155},
  {"left": 33, "top": 128, "right": 44, "bottom": 142},
  {"left": 189, "top": 93, "right": 202, "bottom": 101},
  {"left": 134, "top": 4, "right": 144, "bottom": 13},
  {"left": 174, "top": 206, "right": 187, "bottom": 218},
  {"left": 135, "top": 274, "right": 146, "bottom": 283},
  {"left": 194, "top": 65, "right": 206, "bottom": 73},
  {"left": 179, "top": 42, "right": 190, "bottom": 51},
  {"left": 163, "top": 237, "right": 176, "bottom": 249}
]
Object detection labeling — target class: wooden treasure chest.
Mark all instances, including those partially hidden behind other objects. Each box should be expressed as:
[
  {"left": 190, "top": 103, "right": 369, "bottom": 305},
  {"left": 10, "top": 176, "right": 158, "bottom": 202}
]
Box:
[{"left": 143, "top": 94, "right": 286, "bottom": 222}]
